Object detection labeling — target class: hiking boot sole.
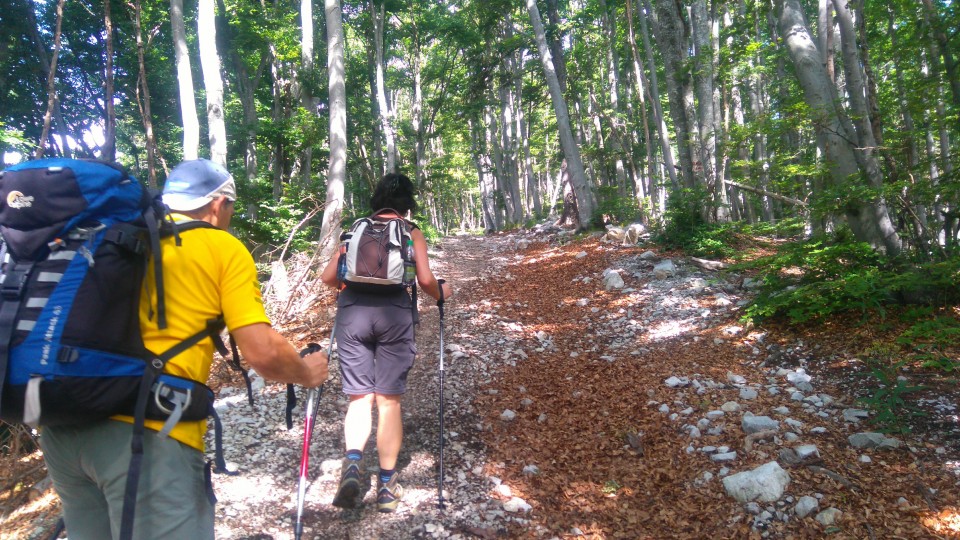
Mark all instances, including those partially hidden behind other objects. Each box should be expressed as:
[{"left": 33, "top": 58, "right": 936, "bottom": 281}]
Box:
[
  {"left": 332, "top": 478, "right": 361, "bottom": 509},
  {"left": 377, "top": 484, "right": 404, "bottom": 513}
]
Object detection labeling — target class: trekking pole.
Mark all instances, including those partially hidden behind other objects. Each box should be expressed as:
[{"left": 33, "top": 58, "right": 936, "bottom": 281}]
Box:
[
  {"left": 293, "top": 323, "right": 335, "bottom": 540},
  {"left": 436, "top": 279, "right": 447, "bottom": 510}
]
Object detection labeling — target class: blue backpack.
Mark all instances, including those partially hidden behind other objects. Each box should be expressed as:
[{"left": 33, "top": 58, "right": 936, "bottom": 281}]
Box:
[{"left": 0, "top": 158, "right": 250, "bottom": 539}]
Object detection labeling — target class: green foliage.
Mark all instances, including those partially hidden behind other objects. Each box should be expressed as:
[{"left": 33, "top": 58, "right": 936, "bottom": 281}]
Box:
[
  {"left": 741, "top": 235, "right": 890, "bottom": 323},
  {"left": 653, "top": 190, "right": 736, "bottom": 259},
  {"left": 414, "top": 215, "right": 442, "bottom": 245},
  {"left": 855, "top": 342, "right": 926, "bottom": 434},
  {"left": 739, "top": 217, "right": 806, "bottom": 239},
  {"left": 1, "top": 124, "right": 32, "bottom": 158},
  {"left": 592, "top": 186, "right": 641, "bottom": 227},
  {"left": 601, "top": 479, "right": 622, "bottom": 495},
  {"left": 896, "top": 309, "right": 960, "bottom": 373},
  {"left": 742, "top": 234, "right": 960, "bottom": 324},
  {"left": 233, "top": 176, "right": 324, "bottom": 254}
]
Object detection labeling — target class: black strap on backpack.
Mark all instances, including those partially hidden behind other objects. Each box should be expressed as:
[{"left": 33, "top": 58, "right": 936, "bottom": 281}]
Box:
[
  {"left": 119, "top": 317, "right": 230, "bottom": 540},
  {"left": 0, "top": 252, "right": 31, "bottom": 416}
]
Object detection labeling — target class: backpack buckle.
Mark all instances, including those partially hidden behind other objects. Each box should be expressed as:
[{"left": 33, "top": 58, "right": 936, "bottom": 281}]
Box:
[
  {"left": 105, "top": 226, "right": 146, "bottom": 255},
  {"left": 153, "top": 381, "right": 192, "bottom": 416},
  {"left": 1, "top": 263, "right": 32, "bottom": 301}
]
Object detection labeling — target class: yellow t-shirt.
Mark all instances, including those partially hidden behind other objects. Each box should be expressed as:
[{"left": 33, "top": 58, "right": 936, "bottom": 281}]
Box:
[{"left": 113, "top": 216, "right": 270, "bottom": 450}]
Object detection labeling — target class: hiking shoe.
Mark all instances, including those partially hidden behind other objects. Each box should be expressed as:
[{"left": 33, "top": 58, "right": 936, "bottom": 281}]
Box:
[
  {"left": 332, "top": 459, "right": 362, "bottom": 509},
  {"left": 377, "top": 473, "right": 404, "bottom": 513}
]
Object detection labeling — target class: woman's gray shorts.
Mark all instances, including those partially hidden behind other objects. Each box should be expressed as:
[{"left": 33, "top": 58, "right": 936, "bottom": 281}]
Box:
[{"left": 335, "top": 289, "right": 416, "bottom": 396}]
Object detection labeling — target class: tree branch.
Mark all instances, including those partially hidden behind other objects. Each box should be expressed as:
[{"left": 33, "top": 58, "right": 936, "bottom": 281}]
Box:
[{"left": 723, "top": 178, "right": 808, "bottom": 207}]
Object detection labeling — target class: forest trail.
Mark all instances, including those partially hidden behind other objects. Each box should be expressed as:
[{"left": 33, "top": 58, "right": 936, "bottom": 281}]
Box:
[{"left": 4, "top": 230, "right": 960, "bottom": 539}]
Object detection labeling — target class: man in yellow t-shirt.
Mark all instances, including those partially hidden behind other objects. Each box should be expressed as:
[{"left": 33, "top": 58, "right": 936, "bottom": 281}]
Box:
[{"left": 40, "top": 159, "right": 328, "bottom": 540}]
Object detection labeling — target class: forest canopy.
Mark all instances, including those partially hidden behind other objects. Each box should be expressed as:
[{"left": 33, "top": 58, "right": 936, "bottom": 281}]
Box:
[{"left": 1, "top": 0, "right": 958, "bottom": 265}]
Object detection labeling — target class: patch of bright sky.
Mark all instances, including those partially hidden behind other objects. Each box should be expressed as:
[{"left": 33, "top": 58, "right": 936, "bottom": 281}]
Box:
[{"left": 3, "top": 122, "right": 107, "bottom": 167}]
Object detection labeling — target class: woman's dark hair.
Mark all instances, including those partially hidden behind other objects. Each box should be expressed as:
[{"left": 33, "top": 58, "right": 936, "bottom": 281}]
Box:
[{"left": 370, "top": 173, "right": 418, "bottom": 215}]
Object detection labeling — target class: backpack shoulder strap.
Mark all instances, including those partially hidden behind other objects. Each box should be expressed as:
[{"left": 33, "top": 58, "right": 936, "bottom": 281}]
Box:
[{"left": 122, "top": 315, "right": 233, "bottom": 540}]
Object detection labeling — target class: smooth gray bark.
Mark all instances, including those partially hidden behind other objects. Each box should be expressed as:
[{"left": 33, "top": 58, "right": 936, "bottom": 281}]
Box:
[
  {"left": 198, "top": 0, "right": 226, "bottom": 166},
  {"left": 371, "top": 1, "right": 398, "bottom": 173},
  {"left": 692, "top": 0, "right": 721, "bottom": 220},
  {"left": 817, "top": 0, "right": 834, "bottom": 82},
  {"left": 171, "top": 0, "right": 199, "bottom": 160},
  {"left": 637, "top": 0, "right": 679, "bottom": 192},
  {"left": 471, "top": 120, "right": 499, "bottom": 232},
  {"left": 527, "top": 0, "right": 594, "bottom": 228},
  {"left": 497, "top": 20, "right": 523, "bottom": 226},
  {"left": 920, "top": 0, "right": 960, "bottom": 111},
  {"left": 650, "top": 0, "right": 695, "bottom": 190},
  {"left": 103, "top": 0, "right": 116, "bottom": 161},
  {"left": 318, "top": 0, "right": 347, "bottom": 258},
  {"left": 625, "top": 0, "right": 657, "bottom": 209},
  {"left": 779, "top": 0, "right": 901, "bottom": 256},
  {"left": 299, "top": 0, "right": 318, "bottom": 186},
  {"left": 600, "top": 0, "right": 627, "bottom": 192}
]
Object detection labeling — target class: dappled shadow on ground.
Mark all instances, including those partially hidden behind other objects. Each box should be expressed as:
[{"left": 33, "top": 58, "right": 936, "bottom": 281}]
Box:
[
  {"left": 467, "top": 237, "right": 960, "bottom": 539},
  {"left": 3, "top": 232, "right": 960, "bottom": 539}
]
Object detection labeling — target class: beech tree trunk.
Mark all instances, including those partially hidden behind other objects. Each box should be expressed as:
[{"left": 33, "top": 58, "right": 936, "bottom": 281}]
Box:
[
  {"left": 270, "top": 44, "right": 287, "bottom": 200},
  {"left": 637, "top": 0, "right": 679, "bottom": 192},
  {"left": 625, "top": 0, "right": 657, "bottom": 209},
  {"left": 127, "top": 0, "right": 158, "bottom": 186},
  {"left": 779, "top": 0, "right": 901, "bottom": 256},
  {"left": 471, "top": 120, "right": 498, "bottom": 232},
  {"left": 485, "top": 103, "right": 507, "bottom": 228},
  {"left": 817, "top": 0, "right": 834, "bottom": 82},
  {"left": 920, "top": 0, "right": 960, "bottom": 111},
  {"left": 545, "top": 0, "right": 567, "bottom": 93},
  {"left": 35, "top": 0, "right": 66, "bottom": 159},
  {"left": 216, "top": 0, "right": 266, "bottom": 183},
  {"left": 103, "top": 0, "right": 117, "bottom": 161},
  {"left": 198, "top": 0, "right": 226, "bottom": 166},
  {"left": 410, "top": 18, "right": 426, "bottom": 197},
  {"left": 299, "top": 0, "right": 316, "bottom": 186},
  {"left": 171, "top": 0, "right": 199, "bottom": 160},
  {"left": 650, "top": 0, "right": 695, "bottom": 190},
  {"left": 599, "top": 0, "right": 627, "bottom": 194},
  {"left": 527, "top": 0, "right": 594, "bottom": 229},
  {"left": 318, "top": 0, "right": 346, "bottom": 258},
  {"left": 371, "top": 1, "right": 398, "bottom": 173},
  {"left": 514, "top": 45, "right": 540, "bottom": 216},
  {"left": 498, "top": 20, "right": 523, "bottom": 226},
  {"left": 692, "top": 0, "right": 721, "bottom": 221}
]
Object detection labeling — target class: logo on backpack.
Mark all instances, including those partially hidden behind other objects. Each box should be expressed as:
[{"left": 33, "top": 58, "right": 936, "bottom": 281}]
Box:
[
  {"left": 339, "top": 210, "right": 416, "bottom": 293},
  {"left": 6, "top": 191, "right": 33, "bottom": 209}
]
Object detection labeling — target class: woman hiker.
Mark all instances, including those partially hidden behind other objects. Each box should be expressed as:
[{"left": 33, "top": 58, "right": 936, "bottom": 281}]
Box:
[{"left": 320, "top": 172, "right": 453, "bottom": 512}]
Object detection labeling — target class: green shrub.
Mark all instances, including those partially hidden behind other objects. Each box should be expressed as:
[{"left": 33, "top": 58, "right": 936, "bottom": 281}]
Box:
[
  {"left": 740, "top": 236, "right": 890, "bottom": 323},
  {"left": 592, "top": 186, "right": 641, "bottom": 227},
  {"left": 653, "top": 189, "right": 737, "bottom": 259},
  {"left": 740, "top": 217, "right": 806, "bottom": 238},
  {"left": 856, "top": 342, "right": 926, "bottom": 434},
  {"left": 896, "top": 313, "right": 960, "bottom": 372},
  {"left": 741, "top": 235, "right": 960, "bottom": 325},
  {"left": 414, "top": 215, "right": 442, "bottom": 245}
]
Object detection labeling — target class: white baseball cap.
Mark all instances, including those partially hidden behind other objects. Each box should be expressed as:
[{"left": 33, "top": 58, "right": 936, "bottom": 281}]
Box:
[{"left": 162, "top": 159, "right": 236, "bottom": 212}]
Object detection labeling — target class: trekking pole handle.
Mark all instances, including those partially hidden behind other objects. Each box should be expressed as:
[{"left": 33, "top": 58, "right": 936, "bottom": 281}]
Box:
[
  {"left": 436, "top": 278, "right": 446, "bottom": 317},
  {"left": 299, "top": 343, "right": 323, "bottom": 358}
]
